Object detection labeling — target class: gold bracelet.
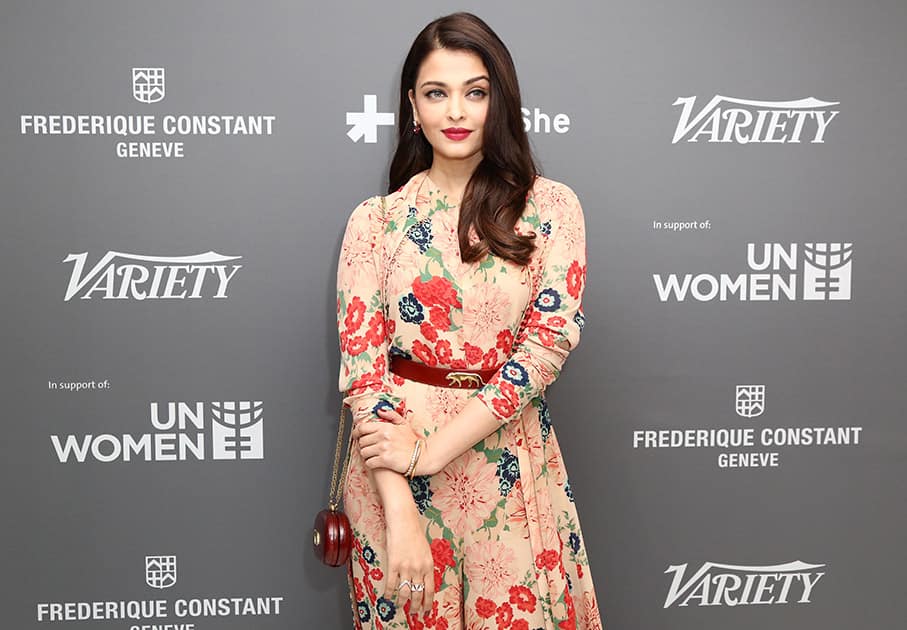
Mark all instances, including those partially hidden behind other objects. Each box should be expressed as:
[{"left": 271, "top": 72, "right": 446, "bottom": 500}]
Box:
[{"left": 404, "top": 439, "right": 423, "bottom": 478}]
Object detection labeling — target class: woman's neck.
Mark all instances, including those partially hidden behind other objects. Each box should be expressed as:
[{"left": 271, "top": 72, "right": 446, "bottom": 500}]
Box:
[{"left": 427, "top": 153, "right": 482, "bottom": 204}]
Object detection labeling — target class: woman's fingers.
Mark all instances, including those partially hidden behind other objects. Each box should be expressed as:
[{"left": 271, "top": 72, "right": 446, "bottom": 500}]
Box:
[
  {"left": 422, "top": 571, "right": 435, "bottom": 615},
  {"left": 383, "top": 565, "right": 400, "bottom": 601}
]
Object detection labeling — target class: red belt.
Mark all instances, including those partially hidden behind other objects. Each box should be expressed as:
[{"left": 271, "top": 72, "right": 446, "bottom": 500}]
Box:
[{"left": 389, "top": 355, "right": 500, "bottom": 389}]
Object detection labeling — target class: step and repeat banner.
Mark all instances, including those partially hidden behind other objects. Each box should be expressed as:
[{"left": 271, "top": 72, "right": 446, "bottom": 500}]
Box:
[{"left": 1, "top": 1, "right": 904, "bottom": 629}]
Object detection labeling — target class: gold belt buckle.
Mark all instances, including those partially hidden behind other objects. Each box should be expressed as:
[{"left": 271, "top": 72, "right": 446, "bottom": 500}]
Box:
[{"left": 445, "top": 371, "right": 485, "bottom": 388}]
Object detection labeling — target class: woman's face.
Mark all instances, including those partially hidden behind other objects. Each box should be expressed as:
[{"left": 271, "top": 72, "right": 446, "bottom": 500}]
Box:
[{"left": 408, "top": 48, "right": 490, "bottom": 170}]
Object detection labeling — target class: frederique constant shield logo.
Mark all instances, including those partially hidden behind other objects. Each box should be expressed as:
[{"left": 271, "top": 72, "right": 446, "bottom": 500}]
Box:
[
  {"left": 133, "top": 67, "right": 165, "bottom": 104},
  {"left": 145, "top": 555, "right": 177, "bottom": 589},
  {"left": 736, "top": 385, "right": 765, "bottom": 418}
]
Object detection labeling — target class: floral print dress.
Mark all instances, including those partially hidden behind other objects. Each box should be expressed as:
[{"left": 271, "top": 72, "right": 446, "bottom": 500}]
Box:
[{"left": 336, "top": 170, "right": 603, "bottom": 630}]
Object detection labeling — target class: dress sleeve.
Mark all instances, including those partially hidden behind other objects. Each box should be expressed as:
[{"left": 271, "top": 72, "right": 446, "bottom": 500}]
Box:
[
  {"left": 474, "top": 183, "right": 587, "bottom": 425},
  {"left": 336, "top": 196, "right": 407, "bottom": 427}
]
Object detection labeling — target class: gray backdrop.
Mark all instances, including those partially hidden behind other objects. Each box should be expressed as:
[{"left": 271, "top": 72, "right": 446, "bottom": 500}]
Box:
[{"left": 2, "top": 0, "right": 904, "bottom": 628}]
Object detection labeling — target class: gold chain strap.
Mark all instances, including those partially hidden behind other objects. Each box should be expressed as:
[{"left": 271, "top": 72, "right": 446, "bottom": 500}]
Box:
[{"left": 328, "top": 403, "right": 353, "bottom": 511}]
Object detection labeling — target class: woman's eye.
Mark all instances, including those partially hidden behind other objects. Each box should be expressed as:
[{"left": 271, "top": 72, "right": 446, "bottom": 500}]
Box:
[
  {"left": 469, "top": 89, "right": 487, "bottom": 98},
  {"left": 426, "top": 89, "right": 445, "bottom": 99}
]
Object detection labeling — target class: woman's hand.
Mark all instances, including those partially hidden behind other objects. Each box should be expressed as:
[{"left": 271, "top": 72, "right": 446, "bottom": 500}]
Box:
[
  {"left": 350, "top": 407, "right": 436, "bottom": 476},
  {"left": 384, "top": 513, "right": 435, "bottom": 616}
]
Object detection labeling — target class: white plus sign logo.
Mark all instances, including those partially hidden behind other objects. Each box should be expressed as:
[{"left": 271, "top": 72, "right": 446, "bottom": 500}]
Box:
[{"left": 346, "top": 94, "right": 395, "bottom": 143}]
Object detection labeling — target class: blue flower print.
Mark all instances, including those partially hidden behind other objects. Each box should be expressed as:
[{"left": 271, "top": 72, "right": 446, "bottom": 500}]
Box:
[
  {"left": 564, "top": 478, "right": 575, "bottom": 502},
  {"left": 569, "top": 531, "right": 580, "bottom": 553},
  {"left": 496, "top": 448, "right": 520, "bottom": 496},
  {"left": 361, "top": 545, "right": 376, "bottom": 565},
  {"left": 371, "top": 400, "right": 395, "bottom": 416},
  {"left": 398, "top": 293, "right": 425, "bottom": 324},
  {"left": 376, "top": 597, "right": 396, "bottom": 622},
  {"left": 357, "top": 601, "right": 371, "bottom": 623},
  {"left": 538, "top": 397, "right": 552, "bottom": 443},
  {"left": 574, "top": 309, "right": 585, "bottom": 331},
  {"left": 407, "top": 205, "right": 418, "bottom": 218},
  {"left": 534, "top": 288, "right": 562, "bottom": 312},
  {"left": 501, "top": 360, "right": 529, "bottom": 386},
  {"left": 408, "top": 475, "right": 433, "bottom": 514},
  {"left": 540, "top": 220, "right": 552, "bottom": 236},
  {"left": 406, "top": 217, "right": 433, "bottom": 253},
  {"left": 389, "top": 345, "right": 412, "bottom": 360}
]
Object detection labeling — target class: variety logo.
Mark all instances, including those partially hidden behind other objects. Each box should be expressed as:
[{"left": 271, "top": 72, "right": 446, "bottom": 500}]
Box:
[
  {"left": 145, "top": 555, "right": 177, "bottom": 589},
  {"left": 62, "top": 250, "right": 243, "bottom": 301},
  {"left": 672, "top": 95, "right": 839, "bottom": 144},
  {"left": 50, "top": 400, "right": 265, "bottom": 463},
  {"left": 735, "top": 385, "right": 765, "bottom": 418},
  {"left": 132, "top": 67, "right": 165, "bottom": 104},
  {"left": 653, "top": 242, "right": 853, "bottom": 302},
  {"left": 664, "top": 560, "right": 826, "bottom": 607}
]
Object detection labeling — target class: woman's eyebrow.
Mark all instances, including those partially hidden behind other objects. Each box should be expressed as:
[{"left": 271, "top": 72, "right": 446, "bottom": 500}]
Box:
[{"left": 419, "top": 75, "right": 490, "bottom": 88}]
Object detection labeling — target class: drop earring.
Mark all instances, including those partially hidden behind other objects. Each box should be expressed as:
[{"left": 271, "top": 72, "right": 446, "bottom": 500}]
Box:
[{"left": 412, "top": 120, "right": 422, "bottom": 134}]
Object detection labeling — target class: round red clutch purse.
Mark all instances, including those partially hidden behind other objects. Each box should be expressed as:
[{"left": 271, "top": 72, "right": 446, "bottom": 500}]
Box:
[{"left": 313, "top": 507, "right": 352, "bottom": 567}]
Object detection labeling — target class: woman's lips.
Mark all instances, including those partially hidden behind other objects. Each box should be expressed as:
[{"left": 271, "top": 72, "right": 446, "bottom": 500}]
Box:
[{"left": 442, "top": 128, "right": 472, "bottom": 141}]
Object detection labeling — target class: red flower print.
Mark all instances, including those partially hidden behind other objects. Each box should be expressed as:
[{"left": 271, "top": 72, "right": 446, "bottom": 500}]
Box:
[
  {"left": 370, "top": 567, "right": 383, "bottom": 581},
  {"left": 366, "top": 311, "right": 386, "bottom": 346},
  {"left": 403, "top": 601, "right": 425, "bottom": 629},
  {"left": 566, "top": 260, "right": 584, "bottom": 299},
  {"left": 535, "top": 549, "right": 560, "bottom": 571},
  {"left": 412, "top": 340, "right": 438, "bottom": 366},
  {"left": 492, "top": 396, "right": 517, "bottom": 419},
  {"left": 387, "top": 319, "right": 396, "bottom": 335},
  {"left": 435, "top": 339, "right": 452, "bottom": 364},
  {"left": 420, "top": 321, "right": 439, "bottom": 343},
  {"left": 511, "top": 621, "right": 529, "bottom": 630},
  {"left": 508, "top": 585, "right": 537, "bottom": 613},
  {"left": 495, "top": 601, "right": 513, "bottom": 627},
  {"left": 373, "top": 353, "right": 387, "bottom": 377},
  {"left": 339, "top": 329, "right": 349, "bottom": 352},
  {"left": 344, "top": 296, "right": 367, "bottom": 332},
  {"left": 413, "top": 276, "right": 462, "bottom": 309},
  {"left": 577, "top": 562, "right": 584, "bottom": 578},
  {"left": 436, "top": 618, "right": 448, "bottom": 630},
  {"left": 482, "top": 347, "right": 499, "bottom": 369},
  {"left": 364, "top": 574, "right": 376, "bottom": 601},
  {"left": 450, "top": 358, "right": 467, "bottom": 369},
  {"left": 429, "top": 306, "right": 450, "bottom": 329},
  {"left": 547, "top": 315, "right": 567, "bottom": 329},
  {"left": 498, "top": 381, "right": 519, "bottom": 406},
  {"left": 537, "top": 328, "right": 555, "bottom": 347},
  {"left": 496, "top": 329, "right": 514, "bottom": 353},
  {"left": 354, "top": 577, "right": 364, "bottom": 599},
  {"left": 475, "top": 597, "right": 496, "bottom": 619},
  {"left": 347, "top": 335, "right": 369, "bottom": 357},
  {"left": 434, "top": 566, "right": 444, "bottom": 591},
  {"left": 559, "top": 589, "right": 577, "bottom": 630},
  {"left": 464, "top": 342, "right": 483, "bottom": 365},
  {"left": 430, "top": 538, "right": 455, "bottom": 569}
]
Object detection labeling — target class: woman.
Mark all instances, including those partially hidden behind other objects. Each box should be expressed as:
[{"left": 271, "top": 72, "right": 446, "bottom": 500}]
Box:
[{"left": 337, "top": 12, "right": 603, "bottom": 630}]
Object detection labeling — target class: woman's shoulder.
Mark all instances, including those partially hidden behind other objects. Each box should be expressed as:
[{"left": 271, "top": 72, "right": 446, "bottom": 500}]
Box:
[
  {"left": 529, "top": 174, "right": 584, "bottom": 222},
  {"left": 347, "top": 171, "right": 425, "bottom": 224}
]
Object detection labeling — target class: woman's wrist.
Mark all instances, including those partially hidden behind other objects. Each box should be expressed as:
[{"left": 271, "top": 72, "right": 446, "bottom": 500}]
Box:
[{"left": 413, "top": 434, "right": 443, "bottom": 476}]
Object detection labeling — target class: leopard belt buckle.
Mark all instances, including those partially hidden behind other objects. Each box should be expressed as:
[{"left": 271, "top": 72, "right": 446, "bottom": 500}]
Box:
[{"left": 445, "top": 371, "right": 485, "bottom": 388}]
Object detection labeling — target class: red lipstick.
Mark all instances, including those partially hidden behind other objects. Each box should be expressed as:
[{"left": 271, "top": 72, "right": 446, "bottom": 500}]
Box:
[{"left": 442, "top": 128, "right": 472, "bottom": 141}]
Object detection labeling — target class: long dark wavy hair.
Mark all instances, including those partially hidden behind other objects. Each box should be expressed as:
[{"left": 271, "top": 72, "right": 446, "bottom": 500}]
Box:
[{"left": 388, "top": 12, "right": 540, "bottom": 266}]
